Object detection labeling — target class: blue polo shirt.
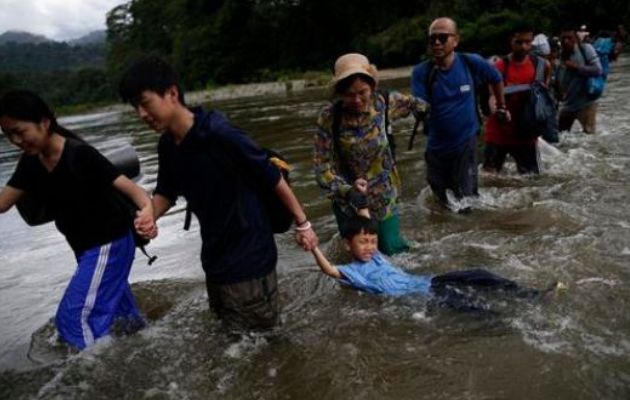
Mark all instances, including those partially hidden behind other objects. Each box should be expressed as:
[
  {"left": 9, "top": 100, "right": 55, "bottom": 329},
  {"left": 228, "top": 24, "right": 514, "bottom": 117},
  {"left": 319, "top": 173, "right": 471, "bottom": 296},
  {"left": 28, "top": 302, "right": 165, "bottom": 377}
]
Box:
[
  {"left": 411, "top": 53, "right": 501, "bottom": 154},
  {"left": 338, "top": 252, "right": 433, "bottom": 296},
  {"left": 155, "top": 107, "right": 281, "bottom": 284}
]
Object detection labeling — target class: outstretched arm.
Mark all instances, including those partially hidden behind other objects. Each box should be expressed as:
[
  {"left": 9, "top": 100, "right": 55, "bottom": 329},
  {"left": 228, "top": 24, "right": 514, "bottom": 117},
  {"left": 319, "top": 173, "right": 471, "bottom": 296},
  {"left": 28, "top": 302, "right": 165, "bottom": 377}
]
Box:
[
  {"left": 0, "top": 186, "right": 23, "bottom": 214},
  {"left": 312, "top": 246, "right": 341, "bottom": 279}
]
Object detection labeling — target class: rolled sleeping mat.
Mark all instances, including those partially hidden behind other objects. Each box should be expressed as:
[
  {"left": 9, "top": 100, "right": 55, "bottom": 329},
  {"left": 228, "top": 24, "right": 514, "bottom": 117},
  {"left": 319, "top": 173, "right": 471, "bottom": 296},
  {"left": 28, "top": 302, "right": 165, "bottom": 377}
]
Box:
[
  {"left": 103, "top": 144, "right": 141, "bottom": 180},
  {"left": 16, "top": 143, "right": 142, "bottom": 226}
]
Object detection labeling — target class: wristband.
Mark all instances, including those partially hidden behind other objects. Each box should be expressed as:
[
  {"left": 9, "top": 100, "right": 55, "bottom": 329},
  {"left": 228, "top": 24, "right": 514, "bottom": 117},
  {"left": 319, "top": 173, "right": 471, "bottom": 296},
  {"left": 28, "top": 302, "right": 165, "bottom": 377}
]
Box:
[
  {"left": 295, "top": 218, "right": 308, "bottom": 227},
  {"left": 295, "top": 221, "right": 312, "bottom": 231}
]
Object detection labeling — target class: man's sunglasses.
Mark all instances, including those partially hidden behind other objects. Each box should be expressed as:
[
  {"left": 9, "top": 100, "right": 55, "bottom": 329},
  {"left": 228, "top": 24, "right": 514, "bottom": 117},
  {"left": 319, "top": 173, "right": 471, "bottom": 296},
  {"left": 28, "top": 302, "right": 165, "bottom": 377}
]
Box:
[{"left": 428, "top": 33, "right": 454, "bottom": 44}]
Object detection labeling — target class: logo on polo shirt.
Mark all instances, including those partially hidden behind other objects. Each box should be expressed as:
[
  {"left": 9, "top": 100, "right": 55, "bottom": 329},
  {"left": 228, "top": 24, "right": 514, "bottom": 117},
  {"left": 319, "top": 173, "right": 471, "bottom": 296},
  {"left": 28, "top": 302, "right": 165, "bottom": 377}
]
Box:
[{"left": 460, "top": 84, "right": 471, "bottom": 93}]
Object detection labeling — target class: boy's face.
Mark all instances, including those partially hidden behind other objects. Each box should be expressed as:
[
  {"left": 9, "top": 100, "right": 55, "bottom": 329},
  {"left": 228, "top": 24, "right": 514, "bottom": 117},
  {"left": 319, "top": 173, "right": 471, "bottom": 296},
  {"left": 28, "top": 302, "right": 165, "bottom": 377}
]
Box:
[
  {"left": 134, "top": 86, "right": 179, "bottom": 132},
  {"left": 345, "top": 230, "right": 378, "bottom": 262}
]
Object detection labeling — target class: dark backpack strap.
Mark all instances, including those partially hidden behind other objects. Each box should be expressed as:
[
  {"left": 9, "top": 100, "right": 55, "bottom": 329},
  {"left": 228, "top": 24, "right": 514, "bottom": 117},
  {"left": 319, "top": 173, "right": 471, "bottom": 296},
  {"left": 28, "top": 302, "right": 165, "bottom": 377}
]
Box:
[
  {"left": 460, "top": 53, "right": 483, "bottom": 128},
  {"left": 377, "top": 89, "right": 396, "bottom": 162},
  {"left": 183, "top": 204, "right": 192, "bottom": 230},
  {"left": 531, "top": 55, "right": 545, "bottom": 82},
  {"left": 409, "top": 61, "right": 437, "bottom": 149},
  {"left": 425, "top": 61, "right": 439, "bottom": 102},
  {"left": 577, "top": 44, "right": 594, "bottom": 66},
  {"left": 501, "top": 55, "right": 510, "bottom": 82}
]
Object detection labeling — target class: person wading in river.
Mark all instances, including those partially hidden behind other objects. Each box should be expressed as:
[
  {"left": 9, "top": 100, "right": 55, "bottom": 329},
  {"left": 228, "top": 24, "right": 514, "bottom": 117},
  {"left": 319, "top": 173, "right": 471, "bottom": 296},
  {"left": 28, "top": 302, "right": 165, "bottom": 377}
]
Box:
[
  {"left": 119, "top": 56, "right": 318, "bottom": 332},
  {"left": 314, "top": 53, "right": 428, "bottom": 256},
  {"left": 0, "top": 90, "right": 154, "bottom": 350}
]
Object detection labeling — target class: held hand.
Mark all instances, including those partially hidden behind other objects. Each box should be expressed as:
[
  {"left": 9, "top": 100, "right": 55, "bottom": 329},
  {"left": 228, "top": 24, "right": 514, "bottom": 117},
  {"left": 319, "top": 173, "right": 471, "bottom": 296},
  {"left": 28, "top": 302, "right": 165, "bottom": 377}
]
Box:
[
  {"left": 357, "top": 208, "right": 371, "bottom": 218},
  {"left": 495, "top": 108, "right": 512, "bottom": 123},
  {"left": 294, "top": 222, "right": 319, "bottom": 251},
  {"left": 353, "top": 178, "right": 368, "bottom": 194},
  {"left": 134, "top": 208, "right": 157, "bottom": 239}
]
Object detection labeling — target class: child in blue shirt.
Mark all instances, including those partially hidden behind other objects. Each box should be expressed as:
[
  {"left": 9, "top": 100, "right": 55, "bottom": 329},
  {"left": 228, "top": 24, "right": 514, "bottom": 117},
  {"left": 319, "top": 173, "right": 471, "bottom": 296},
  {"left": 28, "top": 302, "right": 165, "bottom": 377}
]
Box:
[{"left": 312, "top": 215, "right": 560, "bottom": 310}]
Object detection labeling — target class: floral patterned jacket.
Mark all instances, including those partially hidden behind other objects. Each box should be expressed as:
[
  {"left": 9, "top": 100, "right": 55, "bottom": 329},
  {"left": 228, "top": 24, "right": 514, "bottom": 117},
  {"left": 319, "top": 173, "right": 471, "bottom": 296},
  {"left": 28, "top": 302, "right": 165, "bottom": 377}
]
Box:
[{"left": 314, "top": 91, "right": 428, "bottom": 220}]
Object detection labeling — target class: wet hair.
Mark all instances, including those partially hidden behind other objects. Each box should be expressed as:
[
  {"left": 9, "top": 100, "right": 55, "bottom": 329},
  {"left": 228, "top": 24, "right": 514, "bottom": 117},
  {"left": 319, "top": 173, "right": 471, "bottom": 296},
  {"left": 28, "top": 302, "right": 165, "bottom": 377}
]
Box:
[
  {"left": 340, "top": 215, "right": 378, "bottom": 240},
  {"left": 333, "top": 73, "right": 376, "bottom": 96},
  {"left": 118, "top": 55, "right": 186, "bottom": 107},
  {"left": 0, "top": 90, "right": 82, "bottom": 140}
]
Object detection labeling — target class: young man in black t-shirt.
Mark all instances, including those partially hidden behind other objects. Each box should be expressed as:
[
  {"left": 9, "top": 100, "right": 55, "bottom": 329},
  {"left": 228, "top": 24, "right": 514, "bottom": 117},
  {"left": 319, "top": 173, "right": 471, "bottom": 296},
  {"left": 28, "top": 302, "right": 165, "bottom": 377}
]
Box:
[{"left": 119, "top": 56, "right": 318, "bottom": 331}]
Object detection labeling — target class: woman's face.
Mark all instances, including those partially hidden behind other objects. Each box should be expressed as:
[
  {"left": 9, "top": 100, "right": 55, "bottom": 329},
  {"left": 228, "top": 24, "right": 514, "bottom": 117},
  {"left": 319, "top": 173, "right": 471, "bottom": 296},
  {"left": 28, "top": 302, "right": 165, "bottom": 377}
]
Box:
[
  {"left": 340, "top": 77, "right": 373, "bottom": 113},
  {"left": 0, "top": 116, "right": 50, "bottom": 155}
]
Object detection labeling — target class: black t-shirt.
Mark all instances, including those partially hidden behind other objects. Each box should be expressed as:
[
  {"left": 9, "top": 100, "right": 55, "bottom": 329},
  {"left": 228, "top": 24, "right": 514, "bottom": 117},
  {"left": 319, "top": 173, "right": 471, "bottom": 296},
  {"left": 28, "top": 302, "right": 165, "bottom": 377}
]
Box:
[
  {"left": 154, "top": 108, "right": 281, "bottom": 284},
  {"left": 8, "top": 138, "right": 129, "bottom": 253}
]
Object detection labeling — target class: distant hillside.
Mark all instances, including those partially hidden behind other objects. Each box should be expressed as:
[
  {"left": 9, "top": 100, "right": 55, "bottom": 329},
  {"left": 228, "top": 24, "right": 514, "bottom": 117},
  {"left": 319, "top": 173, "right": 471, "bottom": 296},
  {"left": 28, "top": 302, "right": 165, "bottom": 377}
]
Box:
[
  {"left": 0, "top": 37, "right": 105, "bottom": 74},
  {"left": 68, "top": 30, "right": 106, "bottom": 46},
  {"left": 0, "top": 30, "right": 52, "bottom": 45}
]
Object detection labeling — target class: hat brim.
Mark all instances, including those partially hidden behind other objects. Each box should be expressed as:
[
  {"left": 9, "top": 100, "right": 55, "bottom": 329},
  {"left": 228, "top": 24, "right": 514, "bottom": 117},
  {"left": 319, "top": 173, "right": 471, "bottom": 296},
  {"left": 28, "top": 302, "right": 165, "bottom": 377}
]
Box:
[{"left": 330, "top": 67, "right": 377, "bottom": 86}]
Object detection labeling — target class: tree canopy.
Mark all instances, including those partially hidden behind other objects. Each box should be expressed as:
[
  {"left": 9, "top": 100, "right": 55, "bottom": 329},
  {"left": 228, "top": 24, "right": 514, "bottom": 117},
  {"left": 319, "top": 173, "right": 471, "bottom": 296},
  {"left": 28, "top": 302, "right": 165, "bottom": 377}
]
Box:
[{"left": 1, "top": 0, "right": 628, "bottom": 107}]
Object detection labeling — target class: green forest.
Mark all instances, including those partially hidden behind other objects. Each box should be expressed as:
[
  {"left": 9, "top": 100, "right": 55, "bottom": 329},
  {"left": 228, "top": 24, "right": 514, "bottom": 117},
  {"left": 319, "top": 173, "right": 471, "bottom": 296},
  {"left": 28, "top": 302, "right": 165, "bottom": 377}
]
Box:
[{"left": 1, "top": 0, "right": 628, "bottom": 108}]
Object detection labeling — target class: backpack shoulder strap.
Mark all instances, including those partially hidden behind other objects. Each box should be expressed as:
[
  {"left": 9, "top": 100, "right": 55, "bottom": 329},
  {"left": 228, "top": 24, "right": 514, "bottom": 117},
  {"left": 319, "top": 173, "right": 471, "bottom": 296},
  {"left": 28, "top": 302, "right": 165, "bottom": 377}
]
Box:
[
  {"left": 376, "top": 89, "right": 396, "bottom": 162},
  {"left": 459, "top": 53, "right": 483, "bottom": 127},
  {"left": 182, "top": 114, "right": 241, "bottom": 231},
  {"left": 531, "top": 55, "right": 545, "bottom": 82},
  {"left": 425, "top": 60, "right": 439, "bottom": 101},
  {"left": 498, "top": 55, "right": 510, "bottom": 83},
  {"left": 578, "top": 44, "right": 592, "bottom": 65},
  {"left": 378, "top": 89, "right": 390, "bottom": 134}
]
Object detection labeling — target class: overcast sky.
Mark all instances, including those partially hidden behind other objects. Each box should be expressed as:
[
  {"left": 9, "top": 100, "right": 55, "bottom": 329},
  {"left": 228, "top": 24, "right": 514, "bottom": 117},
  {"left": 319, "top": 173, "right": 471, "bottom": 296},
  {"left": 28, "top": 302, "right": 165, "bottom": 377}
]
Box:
[{"left": 0, "top": 0, "right": 128, "bottom": 41}]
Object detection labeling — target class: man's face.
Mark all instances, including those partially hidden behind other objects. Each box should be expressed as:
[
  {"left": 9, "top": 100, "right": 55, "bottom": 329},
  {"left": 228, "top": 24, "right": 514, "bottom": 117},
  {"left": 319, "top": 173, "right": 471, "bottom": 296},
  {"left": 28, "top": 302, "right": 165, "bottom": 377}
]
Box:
[
  {"left": 560, "top": 31, "right": 577, "bottom": 52},
  {"left": 428, "top": 20, "right": 459, "bottom": 60},
  {"left": 134, "top": 87, "right": 179, "bottom": 133},
  {"left": 511, "top": 32, "right": 534, "bottom": 59}
]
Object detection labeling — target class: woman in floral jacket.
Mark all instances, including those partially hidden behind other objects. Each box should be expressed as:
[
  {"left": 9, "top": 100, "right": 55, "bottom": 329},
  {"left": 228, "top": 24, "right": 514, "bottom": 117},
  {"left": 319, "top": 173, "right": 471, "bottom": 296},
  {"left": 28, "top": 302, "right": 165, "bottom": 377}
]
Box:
[{"left": 314, "top": 53, "right": 428, "bottom": 255}]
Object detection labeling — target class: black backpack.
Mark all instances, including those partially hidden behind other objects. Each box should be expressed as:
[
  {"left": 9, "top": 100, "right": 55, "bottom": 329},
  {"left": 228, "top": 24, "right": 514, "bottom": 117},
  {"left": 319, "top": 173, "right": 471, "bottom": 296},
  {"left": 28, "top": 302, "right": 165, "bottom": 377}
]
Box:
[
  {"left": 408, "top": 53, "right": 486, "bottom": 151},
  {"left": 501, "top": 55, "right": 558, "bottom": 142},
  {"left": 15, "top": 140, "right": 157, "bottom": 264},
  {"left": 182, "top": 121, "right": 293, "bottom": 234}
]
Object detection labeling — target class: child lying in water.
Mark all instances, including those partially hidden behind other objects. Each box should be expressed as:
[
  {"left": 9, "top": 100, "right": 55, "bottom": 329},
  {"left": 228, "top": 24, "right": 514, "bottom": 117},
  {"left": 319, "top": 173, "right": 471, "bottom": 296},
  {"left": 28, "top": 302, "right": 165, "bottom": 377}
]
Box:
[{"left": 311, "top": 215, "right": 564, "bottom": 311}]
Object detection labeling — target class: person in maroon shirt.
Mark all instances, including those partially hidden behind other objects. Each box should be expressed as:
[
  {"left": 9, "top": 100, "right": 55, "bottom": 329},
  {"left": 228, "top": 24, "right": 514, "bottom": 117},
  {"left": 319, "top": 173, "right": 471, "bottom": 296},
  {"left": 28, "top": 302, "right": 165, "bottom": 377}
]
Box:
[{"left": 483, "top": 24, "right": 552, "bottom": 175}]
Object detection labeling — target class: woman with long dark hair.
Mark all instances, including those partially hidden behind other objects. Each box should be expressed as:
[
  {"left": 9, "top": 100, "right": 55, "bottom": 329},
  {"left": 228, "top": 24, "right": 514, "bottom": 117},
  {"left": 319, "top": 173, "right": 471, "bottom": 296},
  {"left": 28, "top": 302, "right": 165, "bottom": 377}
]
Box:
[{"left": 0, "top": 90, "right": 155, "bottom": 350}]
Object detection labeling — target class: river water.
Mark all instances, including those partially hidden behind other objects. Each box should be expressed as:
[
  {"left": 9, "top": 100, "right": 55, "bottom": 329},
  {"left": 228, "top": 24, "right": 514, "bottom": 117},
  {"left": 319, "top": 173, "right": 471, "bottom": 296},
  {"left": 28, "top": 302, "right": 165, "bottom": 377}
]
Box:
[{"left": 1, "top": 58, "right": 629, "bottom": 399}]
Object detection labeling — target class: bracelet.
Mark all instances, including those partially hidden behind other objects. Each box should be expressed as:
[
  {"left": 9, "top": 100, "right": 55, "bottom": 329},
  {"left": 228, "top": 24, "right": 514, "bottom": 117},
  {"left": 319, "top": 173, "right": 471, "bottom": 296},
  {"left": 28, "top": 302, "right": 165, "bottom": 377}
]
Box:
[
  {"left": 295, "top": 221, "right": 312, "bottom": 231},
  {"left": 295, "top": 218, "right": 308, "bottom": 226}
]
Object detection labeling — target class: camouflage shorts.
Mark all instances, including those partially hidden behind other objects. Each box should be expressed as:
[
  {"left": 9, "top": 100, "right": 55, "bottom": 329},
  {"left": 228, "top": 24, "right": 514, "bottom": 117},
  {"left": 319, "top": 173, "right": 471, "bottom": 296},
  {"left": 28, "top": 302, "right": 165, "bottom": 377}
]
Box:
[{"left": 206, "top": 269, "right": 279, "bottom": 332}]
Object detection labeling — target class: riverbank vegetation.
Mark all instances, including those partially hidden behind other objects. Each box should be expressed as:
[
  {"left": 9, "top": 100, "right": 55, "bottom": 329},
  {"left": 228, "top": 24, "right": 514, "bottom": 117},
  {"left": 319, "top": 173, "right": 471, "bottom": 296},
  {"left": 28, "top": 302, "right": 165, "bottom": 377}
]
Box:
[{"left": 1, "top": 0, "right": 628, "bottom": 108}]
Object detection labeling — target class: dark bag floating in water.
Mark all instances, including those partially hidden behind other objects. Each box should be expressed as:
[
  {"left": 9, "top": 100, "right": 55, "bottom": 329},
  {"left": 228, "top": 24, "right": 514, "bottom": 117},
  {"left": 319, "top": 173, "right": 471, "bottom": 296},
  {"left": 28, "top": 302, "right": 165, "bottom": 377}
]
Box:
[{"left": 16, "top": 143, "right": 142, "bottom": 226}]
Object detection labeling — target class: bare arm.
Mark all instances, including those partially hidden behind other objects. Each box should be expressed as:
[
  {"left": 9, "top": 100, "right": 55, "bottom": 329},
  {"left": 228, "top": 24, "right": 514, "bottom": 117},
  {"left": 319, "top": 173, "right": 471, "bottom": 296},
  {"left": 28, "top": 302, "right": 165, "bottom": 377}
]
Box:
[
  {"left": 274, "top": 176, "right": 319, "bottom": 250},
  {"left": 312, "top": 246, "right": 341, "bottom": 279},
  {"left": 151, "top": 194, "right": 173, "bottom": 220},
  {"left": 112, "top": 175, "right": 156, "bottom": 238},
  {"left": 0, "top": 186, "right": 23, "bottom": 214}
]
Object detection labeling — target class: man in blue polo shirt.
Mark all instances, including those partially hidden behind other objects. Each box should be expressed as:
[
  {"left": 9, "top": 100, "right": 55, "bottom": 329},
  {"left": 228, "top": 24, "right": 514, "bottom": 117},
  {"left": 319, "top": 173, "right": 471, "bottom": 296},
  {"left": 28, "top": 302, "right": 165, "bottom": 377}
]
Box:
[{"left": 412, "top": 17, "right": 508, "bottom": 209}]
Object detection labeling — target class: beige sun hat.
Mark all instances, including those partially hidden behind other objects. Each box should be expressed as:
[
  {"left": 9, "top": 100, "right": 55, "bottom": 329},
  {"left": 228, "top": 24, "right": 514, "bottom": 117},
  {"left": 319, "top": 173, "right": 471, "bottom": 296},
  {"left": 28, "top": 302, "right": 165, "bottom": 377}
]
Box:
[{"left": 331, "top": 53, "right": 378, "bottom": 86}]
